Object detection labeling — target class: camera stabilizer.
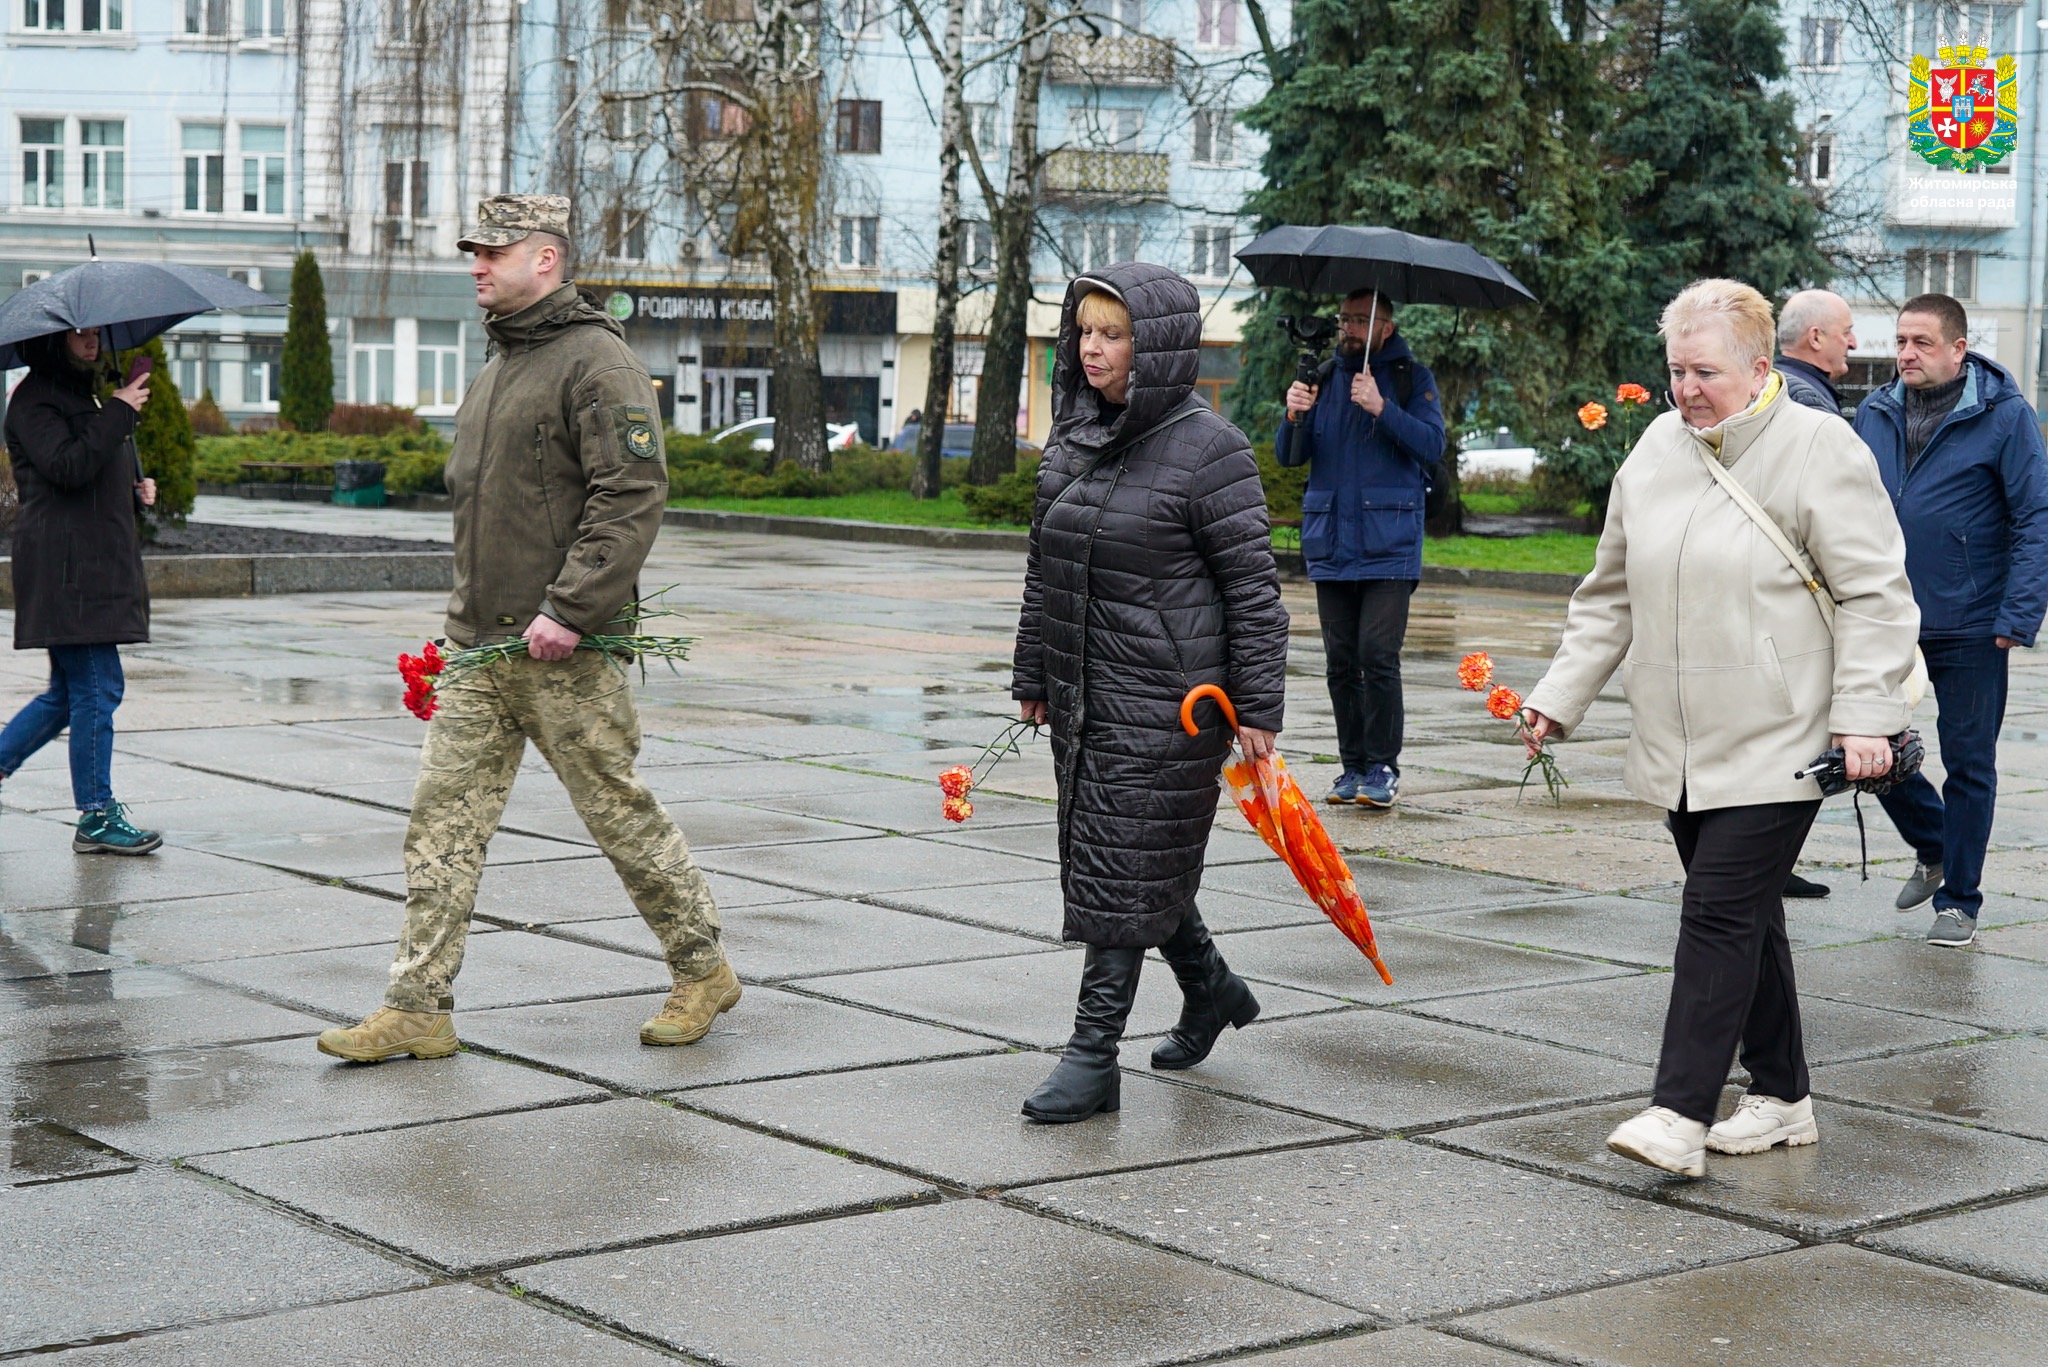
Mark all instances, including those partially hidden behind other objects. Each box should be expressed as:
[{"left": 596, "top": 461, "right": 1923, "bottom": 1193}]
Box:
[{"left": 1280, "top": 314, "right": 1338, "bottom": 388}]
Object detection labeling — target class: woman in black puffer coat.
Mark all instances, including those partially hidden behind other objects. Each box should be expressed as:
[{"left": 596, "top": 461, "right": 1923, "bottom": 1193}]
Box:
[{"left": 1013, "top": 262, "right": 1289, "bottom": 1123}]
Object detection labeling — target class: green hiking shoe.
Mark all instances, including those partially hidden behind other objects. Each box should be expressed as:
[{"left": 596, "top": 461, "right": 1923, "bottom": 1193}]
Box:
[{"left": 73, "top": 801, "right": 162, "bottom": 856}]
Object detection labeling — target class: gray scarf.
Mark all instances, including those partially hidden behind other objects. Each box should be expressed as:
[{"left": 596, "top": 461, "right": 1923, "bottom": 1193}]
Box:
[{"left": 1904, "top": 371, "right": 1967, "bottom": 471}]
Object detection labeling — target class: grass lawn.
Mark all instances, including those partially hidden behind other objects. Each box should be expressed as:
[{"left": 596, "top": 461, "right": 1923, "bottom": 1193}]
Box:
[
  {"left": 669, "top": 489, "right": 1026, "bottom": 531},
  {"left": 1424, "top": 533, "right": 1596, "bottom": 576}
]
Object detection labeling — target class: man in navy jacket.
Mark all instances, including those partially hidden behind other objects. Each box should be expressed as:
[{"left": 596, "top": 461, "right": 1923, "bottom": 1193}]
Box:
[
  {"left": 1276, "top": 290, "right": 1446, "bottom": 807},
  {"left": 1853, "top": 293, "right": 2048, "bottom": 946}
]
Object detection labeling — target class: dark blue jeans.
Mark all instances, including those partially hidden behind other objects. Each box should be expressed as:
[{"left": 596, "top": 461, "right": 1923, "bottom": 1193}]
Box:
[
  {"left": 0, "top": 644, "right": 125, "bottom": 812},
  {"left": 1876, "top": 635, "right": 2010, "bottom": 919}
]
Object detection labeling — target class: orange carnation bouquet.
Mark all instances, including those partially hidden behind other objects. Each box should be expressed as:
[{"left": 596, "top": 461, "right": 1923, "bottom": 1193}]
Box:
[{"left": 1458, "top": 651, "right": 1568, "bottom": 805}]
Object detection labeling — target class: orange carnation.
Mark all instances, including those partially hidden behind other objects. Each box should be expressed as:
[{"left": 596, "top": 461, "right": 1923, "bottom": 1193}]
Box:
[
  {"left": 1616, "top": 383, "right": 1652, "bottom": 405},
  {"left": 1457, "top": 652, "right": 1494, "bottom": 691},
  {"left": 1578, "top": 402, "right": 1609, "bottom": 431},
  {"left": 938, "top": 765, "right": 973, "bottom": 799},
  {"left": 1486, "top": 685, "right": 1524, "bottom": 720},
  {"left": 942, "top": 795, "right": 975, "bottom": 823}
]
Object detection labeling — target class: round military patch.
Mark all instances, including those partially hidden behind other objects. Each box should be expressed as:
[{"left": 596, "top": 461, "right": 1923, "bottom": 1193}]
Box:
[{"left": 626, "top": 422, "right": 657, "bottom": 458}]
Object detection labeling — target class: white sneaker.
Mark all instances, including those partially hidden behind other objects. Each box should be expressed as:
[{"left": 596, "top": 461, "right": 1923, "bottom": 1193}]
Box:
[
  {"left": 1606, "top": 1106, "right": 1707, "bottom": 1177},
  {"left": 1706, "top": 1093, "right": 1818, "bottom": 1155}
]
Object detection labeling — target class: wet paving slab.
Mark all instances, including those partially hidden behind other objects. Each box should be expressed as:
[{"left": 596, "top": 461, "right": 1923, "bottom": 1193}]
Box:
[
  {"left": 1430, "top": 1089, "right": 2048, "bottom": 1238},
  {"left": 873, "top": 878, "right": 1324, "bottom": 940},
  {"left": 12, "top": 1038, "right": 603, "bottom": 1160},
  {"left": 684, "top": 1052, "right": 1355, "bottom": 1190},
  {"left": 1406, "top": 893, "right": 1892, "bottom": 969},
  {"left": 694, "top": 834, "right": 1053, "bottom": 897},
  {"left": 1155, "top": 1008, "right": 1652, "bottom": 1131},
  {"left": 353, "top": 859, "right": 819, "bottom": 926},
  {"left": 1407, "top": 970, "right": 1984, "bottom": 1068},
  {"left": 1203, "top": 856, "right": 1580, "bottom": 916},
  {"left": 0, "top": 1170, "right": 425, "bottom": 1353},
  {"left": 187, "top": 929, "right": 667, "bottom": 1018},
  {"left": 462, "top": 986, "right": 1000, "bottom": 1094},
  {"left": 1794, "top": 937, "right": 2048, "bottom": 1032},
  {"left": 782, "top": 947, "right": 1346, "bottom": 1048},
  {"left": 1218, "top": 921, "right": 1634, "bottom": 1005},
  {"left": 636, "top": 757, "right": 908, "bottom": 802},
  {"left": 1454, "top": 1244, "right": 2048, "bottom": 1367},
  {"left": 1979, "top": 919, "right": 2048, "bottom": 962},
  {"left": 1859, "top": 1193, "right": 2048, "bottom": 1293},
  {"left": 553, "top": 896, "right": 1048, "bottom": 981},
  {"left": 0, "top": 968, "right": 329, "bottom": 1063},
  {"left": 0, "top": 842, "right": 310, "bottom": 915},
  {"left": 0, "top": 884, "right": 410, "bottom": 968},
  {"left": 512, "top": 1199, "right": 1370, "bottom": 1366},
  {"left": 0, "top": 1120, "right": 134, "bottom": 1186},
  {"left": 751, "top": 783, "right": 1058, "bottom": 835},
  {"left": 192, "top": 1098, "right": 931, "bottom": 1274},
  {"left": 1020, "top": 1139, "right": 1789, "bottom": 1322},
  {"left": 38, "top": 1283, "right": 679, "bottom": 1365},
  {"left": 1209, "top": 1328, "right": 1548, "bottom": 1364},
  {"left": 1813, "top": 1035, "right": 2048, "bottom": 1141}
]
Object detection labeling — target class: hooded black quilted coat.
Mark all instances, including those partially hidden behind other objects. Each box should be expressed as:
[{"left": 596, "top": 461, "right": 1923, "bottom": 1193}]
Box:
[{"left": 1011, "top": 263, "right": 1289, "bottom": 948}]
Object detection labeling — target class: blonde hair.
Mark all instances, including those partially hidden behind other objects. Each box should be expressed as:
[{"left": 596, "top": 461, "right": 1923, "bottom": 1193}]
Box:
[
  {"left": 1659, "top": 278, "right": 1776, "bottom": 368},
  {"left": 1075, "top": 289, "right": 1131, "bottom": 333}
]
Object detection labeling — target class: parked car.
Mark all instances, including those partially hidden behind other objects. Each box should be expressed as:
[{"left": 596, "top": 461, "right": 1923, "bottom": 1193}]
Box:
[
  {"left": 712, "top": 417, "right": 862, "bottom": 452},
  {"left": 893, "top": 421, "right": 1044, "bottom": 460}
]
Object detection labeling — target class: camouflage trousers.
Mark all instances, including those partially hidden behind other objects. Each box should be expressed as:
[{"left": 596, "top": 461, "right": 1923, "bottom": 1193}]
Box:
[{"left": 383, "top": 650, "right": 723, "bottom": 1013}]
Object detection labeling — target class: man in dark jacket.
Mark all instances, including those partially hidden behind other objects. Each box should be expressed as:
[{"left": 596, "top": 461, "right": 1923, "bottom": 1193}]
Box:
[
  {"left": 1853, "top": 293, "right": 2048, "bottom": 947},
  {"left": 318, "top": 195, "right": 739, "bottom": 1064},
  {"left": 0, "top": 326, "right": 162, "bottom": 854},
  {"left": 1774, "top": 289, "right": 1856, "bottom": 417},
  {"left": 1275, "top": 290, "right": 1445, "bottom": 808}
]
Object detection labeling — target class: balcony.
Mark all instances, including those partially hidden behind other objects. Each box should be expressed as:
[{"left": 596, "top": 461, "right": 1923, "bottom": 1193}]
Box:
[
  {"left": 1042, "top": 148, "right": 1171, "bottom": 203},
  {"left": 1046, "top": 32, "right": 1176, "bottom": 87}
]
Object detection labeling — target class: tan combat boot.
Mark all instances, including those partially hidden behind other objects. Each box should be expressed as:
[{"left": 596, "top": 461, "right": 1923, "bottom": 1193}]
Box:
[
  {"left": 316, "top": 1008, "right": 459, "bottom": 1062},
  {"left": 640, "top": 961, "right": 742, "bottom": 1046}
]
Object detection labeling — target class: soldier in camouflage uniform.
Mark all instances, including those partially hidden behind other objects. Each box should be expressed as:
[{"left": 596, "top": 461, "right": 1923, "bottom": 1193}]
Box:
[{"left": 318, "top": 195, "right": 739, "bottom": 1063}]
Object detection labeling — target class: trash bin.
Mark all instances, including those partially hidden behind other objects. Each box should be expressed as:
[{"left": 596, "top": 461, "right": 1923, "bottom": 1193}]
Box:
[{"left": 332, "top": 460, "right": 387, "bottom": 507}]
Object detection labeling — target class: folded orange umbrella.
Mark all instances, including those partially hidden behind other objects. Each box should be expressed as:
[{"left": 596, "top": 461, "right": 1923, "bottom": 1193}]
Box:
[{"left": 1181, "top": 684, "right": 1393, "bottom": 985}]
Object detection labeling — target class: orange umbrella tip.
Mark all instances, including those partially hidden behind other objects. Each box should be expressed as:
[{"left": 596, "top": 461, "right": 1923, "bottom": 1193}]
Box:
[{"left": 1370, "top": 956, "right": 1394, "bottom": 986}]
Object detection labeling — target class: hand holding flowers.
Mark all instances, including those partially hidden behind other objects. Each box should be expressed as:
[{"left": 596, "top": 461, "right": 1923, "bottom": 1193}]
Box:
[{"left": 1458, "top": 651, "right": 1569, "bottom": 805}]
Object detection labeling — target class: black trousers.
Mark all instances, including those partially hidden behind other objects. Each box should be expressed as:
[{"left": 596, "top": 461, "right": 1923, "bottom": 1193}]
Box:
[
  {"left": 1316, "top": 578, "right": 1415, "bottom": 774},
  {"left": 1653, "top": 796, "right": 1821, "bottom": 1124}
]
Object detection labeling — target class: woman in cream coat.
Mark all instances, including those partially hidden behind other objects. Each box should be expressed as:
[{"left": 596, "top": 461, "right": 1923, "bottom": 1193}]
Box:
[{"left": 1523, "top": 279, "right": 1920, "bottom": 1178}]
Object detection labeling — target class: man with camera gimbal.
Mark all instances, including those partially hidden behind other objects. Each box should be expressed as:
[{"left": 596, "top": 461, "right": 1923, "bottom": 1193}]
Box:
[{"left": 1275, "top": 289, "right": 1446, "bottom": 808}]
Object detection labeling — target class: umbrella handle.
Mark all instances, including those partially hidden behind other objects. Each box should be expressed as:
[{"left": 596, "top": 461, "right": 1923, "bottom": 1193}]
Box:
[{"left": 1180, "top": 684, "right": 1239, "bottom": 737}]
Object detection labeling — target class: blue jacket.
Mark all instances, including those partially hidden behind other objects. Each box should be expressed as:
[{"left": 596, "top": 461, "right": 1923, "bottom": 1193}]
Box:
[
  {"left": 1273, "top": 332, "right": 1445, "bottom": 580},
  {"left": 1852, "top": 353, "right": 2048, "bottom": 646}
]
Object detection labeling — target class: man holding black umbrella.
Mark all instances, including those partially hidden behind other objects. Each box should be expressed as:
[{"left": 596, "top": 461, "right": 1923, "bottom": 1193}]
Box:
[{"left": 1276, "top": 290, "right": 1446, "bottom": 807}]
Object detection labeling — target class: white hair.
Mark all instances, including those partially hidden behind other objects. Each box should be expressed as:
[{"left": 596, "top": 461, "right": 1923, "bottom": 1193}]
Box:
[
  {"left": 1776, "top": 289, "right": 1847, "bottom": 350},
  {"left": 1661, "top": 278, "right": 1776, "bottom": 369}
]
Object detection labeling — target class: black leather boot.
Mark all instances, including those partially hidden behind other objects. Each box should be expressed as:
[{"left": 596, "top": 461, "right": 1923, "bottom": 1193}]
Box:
[
  {"left": 1021, "top": 946, "right": 1145, "bottom": 1123},
  {"left": 1150, "top": 908, "right": 1260, "bottom": 1070}
]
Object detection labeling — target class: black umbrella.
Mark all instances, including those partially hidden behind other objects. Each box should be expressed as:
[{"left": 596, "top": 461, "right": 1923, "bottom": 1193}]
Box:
[
  {"left": 1235, "top": 225, "right": 1537, "bottom": 311},
  {"left": 0, "top": 257, "right": 280, "bottom": 369}
]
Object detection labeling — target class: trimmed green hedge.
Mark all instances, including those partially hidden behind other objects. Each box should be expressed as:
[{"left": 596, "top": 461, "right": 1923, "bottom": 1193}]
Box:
[{"left": 194, "top": 430, "right": 450, "bottom": 495}]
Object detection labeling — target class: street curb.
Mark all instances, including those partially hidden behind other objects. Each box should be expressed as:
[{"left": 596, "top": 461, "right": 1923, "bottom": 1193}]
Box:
[
  {"left": 1269, "top": 550, "right": 1580, "bottom": 596},
  {"left": 0, "top": 552, "right": 453, "bottom": 607},
  {"left": 196, "top": 482, "right": 455, "bottom": 512},
  {"left": 660, "top": 506, "right": 1031, "bottom": 552}
]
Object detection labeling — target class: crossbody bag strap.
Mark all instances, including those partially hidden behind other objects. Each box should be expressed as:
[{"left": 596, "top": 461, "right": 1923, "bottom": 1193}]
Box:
[{"left": 1696, "top": 447, "right": 1836, "bottom": 633}]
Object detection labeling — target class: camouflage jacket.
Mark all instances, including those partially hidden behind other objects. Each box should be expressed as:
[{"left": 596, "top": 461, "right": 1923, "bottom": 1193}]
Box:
[{"left": 444, "top": 284, "right": 666, "bottom": 646}]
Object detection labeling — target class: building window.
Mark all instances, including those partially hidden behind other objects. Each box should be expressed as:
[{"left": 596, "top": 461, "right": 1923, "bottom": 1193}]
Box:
[
  {"left": 1906, "top": 248, "right": 1976, "bottom": 301},
  {"left": 384, "top": 157, "right": 428, "bottom": 220},
  {"left": 183, "top": 124, "right": 225, "bottom": 212},
  {"left": 1083, "top": 0, "right": 1142, "bottom": 33},
  {"left": 1196, "top": 0, "right": 1238, "bottom": 46},
  {"left": 603, "top": 94, "right": 650, "bottom": 143},
  {"left": 240, "top": 125, "right": 285, "bottom": 215},
  {"left": 603, "top": 208, "right": 647, "bottom": 261},
  {"left": 246, "top": 338, "right": 282, "bottom": 405},
  {"left": 1799, "top": 16, "right": 1841, "bottom": 68},
  {"left": 24, "top": 0, "right": 126, "bottom": 30},
  {"left": 386, "top": 0, "right": 424, "bottom": 40},
  {"left": 20, "top": 118, "right": 63, "bottom": 208},
  {"left": 689, "top": 91, "right": 750, "bottom": 141},
  {"left": 835, "top": 99, "right": 882, "bottom": 153},
  {"left": 1192, "top": 108, "right": 1235, "bottom": 165},
  {"left": 837, "top": 0, "right": 879, "bottom": 40},
  {"left": 836, "top": 215, "right": 879, "bottom": 268},
  {"left": 350, "top": 320, "right": 396, "bottom": 405},
  {"left": 967, "top": 101, "right": 1002, "bottom": 153},
  {"left": 417, "top": 321, "right": 462, "bottom": 408},
  {"left": 964, "top": 0, "right": 1000, "bottom": 38},
  {"left": 1062, "top": 220, "right": 1139, "bottom": 271},
  {"left": 1068, "top": 105, "right": 1143, "bottom": 151},
  {"left": 243, "top": 0, "right": 284, "bottom": 37},
  {"left": 1807, "top": 132, "right": 1834, "bottom": 184},
  {"left": 964, "top": 220, "right": 994, "bottom": 274},
  {"left": 81, "top": 119, "right": 123, "bottom": 209},
  {"left": 184, "top": 0, "right": 228, "bottom": 34},
  {"left": 1905, "top": 2, "right": 2021, "bottom": 56},
  {"left": 1190, "top": 224, "right": 1233, "bottom": 280}
]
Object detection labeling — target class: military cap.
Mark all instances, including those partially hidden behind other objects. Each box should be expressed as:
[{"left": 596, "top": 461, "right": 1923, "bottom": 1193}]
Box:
[{"left": 457, "top": 194, "right": 572, "bottom": 251}]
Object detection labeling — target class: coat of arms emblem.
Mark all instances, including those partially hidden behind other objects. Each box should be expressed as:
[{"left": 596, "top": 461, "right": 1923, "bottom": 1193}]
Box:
[{"left": 1908, "top": 44, "right": 2019, "bottom": 170}]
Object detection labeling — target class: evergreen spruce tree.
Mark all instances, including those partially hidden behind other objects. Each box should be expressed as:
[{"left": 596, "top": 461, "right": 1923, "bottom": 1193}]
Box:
[
  {"left": 122, "top": 337, "right": 196, "bottom": 532},
  {"left": 1609, "top": 0, "right": 1828, "bottom": 363},
  {"left": 280, "top": 250, "right": 334, "bottom": 433},
  {"left": 1236, "top": 0, "right": 1651, "bottom": 528}
]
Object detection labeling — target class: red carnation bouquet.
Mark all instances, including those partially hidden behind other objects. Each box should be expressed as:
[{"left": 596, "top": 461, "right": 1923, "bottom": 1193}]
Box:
[
  {"left": 1458, "top": 651, "right": 1568, "bottom": 804},
  {"left": 396, "top": 591, "right": 696, "bottom": 722},
  {"left": 936, "top": 717, "right": 1042, "bottom": 823}
]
